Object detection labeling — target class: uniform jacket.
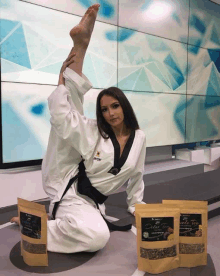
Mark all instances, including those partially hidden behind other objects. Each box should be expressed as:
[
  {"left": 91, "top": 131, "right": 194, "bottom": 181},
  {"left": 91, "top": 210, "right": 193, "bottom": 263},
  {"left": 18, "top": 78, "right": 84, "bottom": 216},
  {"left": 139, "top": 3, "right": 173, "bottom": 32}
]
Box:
[{"left": 42, "top": 68, "right": 146, "bottom": 215}]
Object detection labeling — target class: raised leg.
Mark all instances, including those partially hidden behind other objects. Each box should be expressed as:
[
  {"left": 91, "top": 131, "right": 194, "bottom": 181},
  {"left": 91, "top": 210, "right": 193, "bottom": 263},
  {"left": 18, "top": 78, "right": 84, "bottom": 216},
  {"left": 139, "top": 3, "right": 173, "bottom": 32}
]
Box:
[{"left": 68, "top": 4, "right": 100, "bottom": 76}]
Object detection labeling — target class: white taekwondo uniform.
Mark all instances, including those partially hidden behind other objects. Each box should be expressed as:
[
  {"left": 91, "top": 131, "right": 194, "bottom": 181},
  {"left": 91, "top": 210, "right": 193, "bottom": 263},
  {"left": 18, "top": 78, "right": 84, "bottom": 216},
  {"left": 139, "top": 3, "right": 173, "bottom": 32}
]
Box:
[{"left": 42, "top": 67, "right": 146, "bottom": 253}]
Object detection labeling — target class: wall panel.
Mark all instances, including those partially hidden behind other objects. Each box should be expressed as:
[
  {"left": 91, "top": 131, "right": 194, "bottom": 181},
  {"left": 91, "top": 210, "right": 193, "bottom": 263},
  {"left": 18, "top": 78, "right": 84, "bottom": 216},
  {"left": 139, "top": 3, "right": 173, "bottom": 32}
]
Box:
[
  {"left": 1, "top": 0, "right": 220, "bottom": 166},
  {"left": 118, "top": 27, "right": 187, "bottom": 93},
  {"left": 119, "top": 0, "right": 189, "bottom": 43},
  {"left": 23, "top": 0, "right": 118, "bottom": 25},
  {"left": 189, "top": 0, "right": 220, "bottom": 49},
  {"left": 1, "top": 0, "right": 117, "bottom": 87},
  {"left": 187, "top": 46, "right": 220, "bottom": 96},
  {"left": 186, "top": 94, "right": 220, "bottom": 142}
]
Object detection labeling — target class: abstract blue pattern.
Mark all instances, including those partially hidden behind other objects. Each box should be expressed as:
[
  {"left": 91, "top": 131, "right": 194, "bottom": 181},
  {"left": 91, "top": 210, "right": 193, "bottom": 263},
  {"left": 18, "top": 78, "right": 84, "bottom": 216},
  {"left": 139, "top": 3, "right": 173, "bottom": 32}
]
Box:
[
  {"left": 164, "top": 54, "right": 185, "bottom": 89},
  {"left": 119, "top": 0, "right": 189, "bottom": 43},
  {"left": 0, "top": 18, "right": 19, "bottom": 41},
  {"left": 204, "top": 96, "right": 220, "bottom": 109},
  {"left": 0, "top": 18, "right": 59, "bottom": 72},
  {"left": 186, "top": 95, "right": 220, "bottom": 142},
  {"left": 174, "top": 96, "right": 188, "bottom": 137},
  {"left": 189, "top": 0, "right": 220, "bottom": 49},
  {"left": 118, "top": 28, "right": 187, "bottom": 93},
  {"left": 24, "top": 24, "right": 57, "bottom": 69},
  {"left": 124, "top": 91, "right": 186, "bottom": 146},
  {"left": 31, "top": 103, "right": 46, "bottom": 116},
  {"left": 148, "top": 40, "right": 171, "bottom": 52},
  {"left": 140, "top": 0, "right": 154, "bottom": 11},
  {"left": 208, "top": 49, "right": 220, "bottom": 73},
  {"left": 1, "top": 0, "right": 220, "bottom": 164},
  {"left": 2, "top": 101, "right": 44, "bottom": 162},
  {"left": 190, "top": 15, "right": 206, "bottom": 35},
  {"left": 1, "top": 23, "right": 31, "bottom": 69},
  {"left": 146, "top": 63, "right": 169, "bottom": 88},
  {"left": 187, "top": 46, "right": 220, "bottom": 98},
  {"left": 23, "top": 0, "right": 117, "bottom": 25},
  {"left": 188, "top": 40, "right": 202, "bottom": 54},
  {"left": 0, "top": 1, "right": 117, "bottom": 87},
  {"left": 172, "top": 12, "right": 181, "bottom": 26},
  {"left": 210, "top": 25, "right": 220, "bottom": 46},
  {"left": 117, "top": 29, "right": 135, "bottom": 42},
  {"left": 77, "top": 0, "right": 115, "bottom": 18},
  {"left": 38, "top": 61, "right": 63, "bottom": 75},
  {"left": 106, "top": 28, "right": 135, "bottom": 42}
]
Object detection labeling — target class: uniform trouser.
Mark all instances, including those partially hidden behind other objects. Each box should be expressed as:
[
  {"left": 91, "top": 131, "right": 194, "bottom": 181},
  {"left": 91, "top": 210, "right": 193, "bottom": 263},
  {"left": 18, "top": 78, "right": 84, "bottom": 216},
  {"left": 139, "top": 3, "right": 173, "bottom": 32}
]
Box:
[{"left": 47, "top": 200, "right": 110, "bottom": 253}]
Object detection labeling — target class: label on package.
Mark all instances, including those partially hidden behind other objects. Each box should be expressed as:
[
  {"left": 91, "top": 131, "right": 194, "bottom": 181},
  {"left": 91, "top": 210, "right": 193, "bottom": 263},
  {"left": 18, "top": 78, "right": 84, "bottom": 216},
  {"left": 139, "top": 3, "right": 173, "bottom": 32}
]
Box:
[
  {"left": 20, "top": 212, "right": 41, "bottom": 239},
  {"left": 180, "top": 214, "right": 202, "bottom": 237},
  {"left": 141, "top": 217, "right": 174, "bottom": 241}
]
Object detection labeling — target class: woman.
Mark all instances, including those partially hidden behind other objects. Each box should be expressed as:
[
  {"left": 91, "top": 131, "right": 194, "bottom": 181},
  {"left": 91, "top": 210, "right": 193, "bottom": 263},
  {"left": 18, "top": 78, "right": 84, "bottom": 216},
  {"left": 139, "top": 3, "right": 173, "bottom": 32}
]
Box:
[{"left": 11, "top": 4, "right": 146, "bottom": 253}]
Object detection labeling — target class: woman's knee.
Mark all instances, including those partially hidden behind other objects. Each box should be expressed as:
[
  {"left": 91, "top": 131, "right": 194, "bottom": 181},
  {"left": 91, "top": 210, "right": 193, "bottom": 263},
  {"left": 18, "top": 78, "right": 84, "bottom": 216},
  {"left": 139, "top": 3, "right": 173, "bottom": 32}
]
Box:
[{"left": 88, "top": 226, "right": 110, "bottom": 252}]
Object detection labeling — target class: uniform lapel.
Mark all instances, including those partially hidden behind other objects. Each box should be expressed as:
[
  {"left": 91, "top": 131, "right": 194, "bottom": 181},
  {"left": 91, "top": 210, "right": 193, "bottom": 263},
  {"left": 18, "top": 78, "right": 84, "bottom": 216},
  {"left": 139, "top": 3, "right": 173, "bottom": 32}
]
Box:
[
  {"left": 119, "top": 129, "right": 135, "bottom": 167},
  {"left": 108, "top": 129, "right": 135, "bottom": 175}
]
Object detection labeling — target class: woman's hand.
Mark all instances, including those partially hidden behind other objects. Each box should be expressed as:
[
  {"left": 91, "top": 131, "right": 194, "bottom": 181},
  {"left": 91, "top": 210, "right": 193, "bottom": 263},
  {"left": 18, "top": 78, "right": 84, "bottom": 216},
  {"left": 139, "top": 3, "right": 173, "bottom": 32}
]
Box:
[{"left": 58, "top": 51, "right": 76, "bottom": 85}]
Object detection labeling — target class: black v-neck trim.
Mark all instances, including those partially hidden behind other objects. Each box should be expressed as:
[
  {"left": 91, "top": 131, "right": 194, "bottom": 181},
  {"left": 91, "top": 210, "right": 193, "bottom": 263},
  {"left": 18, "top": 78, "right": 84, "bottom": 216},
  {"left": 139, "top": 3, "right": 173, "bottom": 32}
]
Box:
[{"left": 108, "top": 129, "right": 135, "bottom": 175}]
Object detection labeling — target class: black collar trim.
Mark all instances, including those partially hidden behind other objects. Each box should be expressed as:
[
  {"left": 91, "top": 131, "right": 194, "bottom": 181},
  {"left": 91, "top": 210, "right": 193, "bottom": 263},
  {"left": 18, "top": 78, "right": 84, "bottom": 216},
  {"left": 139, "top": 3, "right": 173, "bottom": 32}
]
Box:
[{"left": 108, "top": 129, "right": 135, "bottom": 175}]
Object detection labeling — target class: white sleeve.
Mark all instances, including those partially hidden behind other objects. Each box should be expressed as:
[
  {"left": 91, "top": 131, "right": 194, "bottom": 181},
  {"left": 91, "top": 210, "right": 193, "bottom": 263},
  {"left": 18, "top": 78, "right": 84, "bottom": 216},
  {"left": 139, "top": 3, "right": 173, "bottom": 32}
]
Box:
[
  {"left": 126, "top": 135, "right": 147, "bottom": 215},
  {"left": 47, "top": 67, "right": 98, "bottom": 158}
]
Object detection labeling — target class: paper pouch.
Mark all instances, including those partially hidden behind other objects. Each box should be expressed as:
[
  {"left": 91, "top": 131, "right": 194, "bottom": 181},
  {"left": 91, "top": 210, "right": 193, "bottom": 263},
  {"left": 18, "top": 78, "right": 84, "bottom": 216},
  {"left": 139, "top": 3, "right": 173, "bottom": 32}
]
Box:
[
  {"left": 135, "top": 204, "right": 180, "bottom": 274},
  {"left": 18, "top": 198, "right": 48, "bottom": 266},
  {"left": 162, "top": 199, "right": 208, "bottom": 268}
]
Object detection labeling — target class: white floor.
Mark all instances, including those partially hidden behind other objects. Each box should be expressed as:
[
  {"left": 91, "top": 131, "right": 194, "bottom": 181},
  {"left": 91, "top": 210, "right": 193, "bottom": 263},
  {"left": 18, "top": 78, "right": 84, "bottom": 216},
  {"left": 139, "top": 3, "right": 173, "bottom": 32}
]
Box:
[{"left": 207, "top": 215, "right": 220, "bottom": 276}]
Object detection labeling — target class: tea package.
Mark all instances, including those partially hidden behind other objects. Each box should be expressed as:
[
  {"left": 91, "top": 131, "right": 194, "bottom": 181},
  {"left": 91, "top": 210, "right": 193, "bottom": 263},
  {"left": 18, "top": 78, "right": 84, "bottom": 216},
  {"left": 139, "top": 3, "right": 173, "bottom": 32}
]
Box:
[
  {"left": 162, "top": 200, "right": 208, "bottom": 268},
  {"left": 17, "top": 198, "right": 48, "bottom": 266},
  {"left": 135, "top": 204, "right": 180, "bottom": 274}
]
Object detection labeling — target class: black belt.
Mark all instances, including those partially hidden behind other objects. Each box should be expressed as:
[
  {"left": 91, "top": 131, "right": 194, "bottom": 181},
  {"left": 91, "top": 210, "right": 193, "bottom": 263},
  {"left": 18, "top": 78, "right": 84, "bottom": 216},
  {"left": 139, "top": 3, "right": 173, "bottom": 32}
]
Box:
[{"left": 52, "top": 160, "right": 132, "bottom": 232}]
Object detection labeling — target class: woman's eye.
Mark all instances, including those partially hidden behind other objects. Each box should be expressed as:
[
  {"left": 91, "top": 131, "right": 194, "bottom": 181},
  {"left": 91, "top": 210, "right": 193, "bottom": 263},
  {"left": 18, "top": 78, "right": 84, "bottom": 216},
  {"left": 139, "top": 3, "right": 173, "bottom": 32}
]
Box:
[
  {"left": 113, "top": 104, "right": 119, "bottom": 108},
  {"left": 101, "top": 108, "right": 107, "bottom": 112}
]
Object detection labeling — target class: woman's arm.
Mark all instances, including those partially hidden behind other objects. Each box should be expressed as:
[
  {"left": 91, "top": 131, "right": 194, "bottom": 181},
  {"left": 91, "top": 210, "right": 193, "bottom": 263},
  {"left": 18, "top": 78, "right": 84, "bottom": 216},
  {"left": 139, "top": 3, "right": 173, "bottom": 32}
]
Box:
[
  {"left": 126, "top": 135, "right": 147, "bottom": 216},
  {"left": 48, "top": 68, "right": 97, "bottom": 159},
  {"left": 58, "top": 51, "right": 76, "bottom": 86}
]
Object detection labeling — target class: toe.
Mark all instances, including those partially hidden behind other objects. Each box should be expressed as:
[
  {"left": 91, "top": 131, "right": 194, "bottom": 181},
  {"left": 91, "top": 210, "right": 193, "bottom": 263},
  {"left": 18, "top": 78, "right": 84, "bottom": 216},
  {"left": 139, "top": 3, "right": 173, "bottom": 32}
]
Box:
[
  {"left": 10, "top": 217, "right": 19, "bottom": 224},
  {"left": 84, "top": 6, "right": 93, "bottom": 15},
  {"left": 92, "top": 4, "right": 100, "bottom": 10}
]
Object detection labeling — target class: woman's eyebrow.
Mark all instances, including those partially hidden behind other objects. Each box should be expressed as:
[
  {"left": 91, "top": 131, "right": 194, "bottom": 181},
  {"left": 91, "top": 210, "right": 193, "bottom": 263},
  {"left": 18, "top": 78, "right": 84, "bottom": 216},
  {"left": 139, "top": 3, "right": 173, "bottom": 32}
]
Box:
[{"left": 101, "top": 101, "right": 119, "bottom": 108}]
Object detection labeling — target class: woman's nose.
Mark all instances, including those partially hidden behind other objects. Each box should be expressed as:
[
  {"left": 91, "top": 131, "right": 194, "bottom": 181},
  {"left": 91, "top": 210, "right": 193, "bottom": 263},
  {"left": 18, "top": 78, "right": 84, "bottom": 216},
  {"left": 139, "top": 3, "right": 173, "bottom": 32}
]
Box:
[{"left": 109, "top": 108, "right": 114, "bottom": 116}]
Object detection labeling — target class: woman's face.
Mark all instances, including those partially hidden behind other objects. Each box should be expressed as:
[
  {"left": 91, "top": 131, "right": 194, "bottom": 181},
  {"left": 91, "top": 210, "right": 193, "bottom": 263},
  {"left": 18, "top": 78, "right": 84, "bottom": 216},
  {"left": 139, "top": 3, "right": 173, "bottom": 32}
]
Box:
[{"left": 100, "top": 95, "right": 124, "bottom": 129}]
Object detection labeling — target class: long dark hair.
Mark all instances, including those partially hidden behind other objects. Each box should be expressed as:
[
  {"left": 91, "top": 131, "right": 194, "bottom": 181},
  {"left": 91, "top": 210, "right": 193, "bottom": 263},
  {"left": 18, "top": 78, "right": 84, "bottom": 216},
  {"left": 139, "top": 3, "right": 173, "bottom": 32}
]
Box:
[{"left": 96, "top": 87, "right": 140, "bottom": 139}]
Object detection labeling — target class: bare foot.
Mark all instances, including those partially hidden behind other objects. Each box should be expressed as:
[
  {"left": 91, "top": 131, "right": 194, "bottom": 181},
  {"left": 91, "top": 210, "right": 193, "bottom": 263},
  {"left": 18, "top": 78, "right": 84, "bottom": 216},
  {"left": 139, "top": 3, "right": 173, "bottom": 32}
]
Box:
[
  {"left": 10, "top": 216, "right": 20, "bottom": 225},
  {"left": 70, "top": 4, "right": 100, "bottom": 48}
]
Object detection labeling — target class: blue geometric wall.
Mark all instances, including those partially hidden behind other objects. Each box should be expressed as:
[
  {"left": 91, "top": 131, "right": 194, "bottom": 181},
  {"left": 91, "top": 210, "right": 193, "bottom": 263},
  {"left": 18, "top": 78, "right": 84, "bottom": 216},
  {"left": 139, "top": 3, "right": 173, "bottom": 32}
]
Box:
[{"left": 1, "top": 0, "right": 220, "bottom": 163}]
